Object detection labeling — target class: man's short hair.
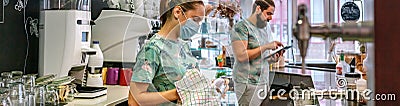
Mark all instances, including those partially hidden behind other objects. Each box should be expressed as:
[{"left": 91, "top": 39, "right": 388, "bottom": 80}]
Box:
[{"left": 252, "top": 0, "right": 275, "bottom": 13}]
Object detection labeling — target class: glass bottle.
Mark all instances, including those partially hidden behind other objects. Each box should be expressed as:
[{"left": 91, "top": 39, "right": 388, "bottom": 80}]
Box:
[
  {"left": 0, "top": 87, "right": 11, "bottom": 106},
  {"left": 11, "top": 71, "right": 23, "bottom": 77},
  {"left": 68, "top": 84, "right": 77, "bottom": 102},
  {"left": 1, "top": 72, "right": 12, "bottom": 88},
  {"left": 45, "top": 84, "right": 59, "bottom": 105},
  {"left": 60, "top": 84, "right": 78, "bottom": 103},
  {"left": 1, "top": 72, "right": 12, "bottom": 78},
  {"left": 24, "top": 74, "right": 37, "bottom": 106},
  {"left": 23, "top": 74, "right": 37, "bottom": 94},
  {"left": 0, "top": 78, "right": 5, "bottom": 88},
  {"left": 9, "top": 82, "right": 26, "bottom": 105},
  {"left": 35, "top": 85, "right": 46, "bottom": 106}
]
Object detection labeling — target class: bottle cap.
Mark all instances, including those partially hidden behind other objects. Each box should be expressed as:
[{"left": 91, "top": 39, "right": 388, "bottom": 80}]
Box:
[
  {"left": 345, "top": 72, "right": 361, "bottom": 78},
  {"left": 340, "top": 54, "right": 345, "bottom": 61},
  {"left": 93, "top": 41, "right": 100, "bottom": 44},
  {"left": 350, "top": 58, "right": 356, "bottom": 73}
]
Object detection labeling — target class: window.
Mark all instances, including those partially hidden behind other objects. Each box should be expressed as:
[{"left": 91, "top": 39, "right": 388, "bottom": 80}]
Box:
[
  {"left": 236, "top": 0, "right": 360, "bottom": 62},
  {"left": 277, "top": 0, "right": 360, "bottom": 62},
  {"left": 270, "top": 0, "right": 288, "bottom": 46},
  {"left": 333, "top": 0, "right": 365, "bottom": 52}
]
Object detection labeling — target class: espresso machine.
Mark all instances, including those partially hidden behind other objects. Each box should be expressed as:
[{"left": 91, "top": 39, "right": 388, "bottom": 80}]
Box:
[
  {"left": 39, "top": 0, "right": 96, "bottom": 78},
  {"left": 40, "top": 0, "right": 114, "bottom": 99},
  {"left": 92, "top": 10, "right": 151, "bottom": 64}
]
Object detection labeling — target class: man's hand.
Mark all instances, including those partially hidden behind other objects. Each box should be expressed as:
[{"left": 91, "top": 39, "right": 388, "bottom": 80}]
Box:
[
  {"left": 264, "top": 41, "right": 284, "bottom": 50},
  {"left": 277, "top": 50, "right": 285, "bottom": 57}
]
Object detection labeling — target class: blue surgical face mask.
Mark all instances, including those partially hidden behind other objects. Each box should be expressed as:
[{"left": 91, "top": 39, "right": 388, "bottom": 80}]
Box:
[{"left": 179, "top": 12, "right": 200, "bottom": 40}]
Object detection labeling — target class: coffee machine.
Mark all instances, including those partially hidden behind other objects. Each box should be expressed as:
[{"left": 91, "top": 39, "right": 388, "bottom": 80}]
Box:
[
  {"left": 92, "top": 10, "right": 151, "bottom": 64},
  {"left": 39, "top": 0, "right": 96, "bottom": 77}
]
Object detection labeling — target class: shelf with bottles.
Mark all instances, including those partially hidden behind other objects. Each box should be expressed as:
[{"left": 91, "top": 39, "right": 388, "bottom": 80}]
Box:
[
  {"left": 191, "top": 16, "right": 236, "bottom": 70},
  {"left": 192, "top": 16, "right": 233, "bottom": 48},
  {"left": 190, "top": 34, "right": 230, "bottom": 51},
  {"left": 192, "top": 33, "right": 230, "bottom": 43}
]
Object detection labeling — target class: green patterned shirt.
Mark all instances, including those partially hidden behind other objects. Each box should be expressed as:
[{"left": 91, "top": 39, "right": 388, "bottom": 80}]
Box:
[
  {"left": 131, "top": 34, "right": 198, "bottom": 105},
  {"left": 230, "top": 19, "right": 276, "bottom": 84}
]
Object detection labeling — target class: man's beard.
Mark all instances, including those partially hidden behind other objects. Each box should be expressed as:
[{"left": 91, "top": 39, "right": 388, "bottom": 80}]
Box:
[{"left": 256, "top": 13, "right": 268, "bottom": 28}]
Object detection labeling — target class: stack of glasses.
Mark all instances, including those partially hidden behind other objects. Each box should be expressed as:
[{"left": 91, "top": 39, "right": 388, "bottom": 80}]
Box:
[{"left": 0, "top": 71, "right": 77, "bottom": 106}]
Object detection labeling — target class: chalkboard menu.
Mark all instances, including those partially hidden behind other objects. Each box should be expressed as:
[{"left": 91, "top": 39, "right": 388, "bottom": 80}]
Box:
[
  {"left": 0, "top": 0, "right": 39, "bottom": 74},
  {"left": 341, "top": 2, "right": 360, "bottom": 22}
]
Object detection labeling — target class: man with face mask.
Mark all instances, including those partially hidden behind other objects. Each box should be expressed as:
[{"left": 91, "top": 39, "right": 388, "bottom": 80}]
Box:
[{"left": 230, "top": 0, "right": 284, "bottom": 105}]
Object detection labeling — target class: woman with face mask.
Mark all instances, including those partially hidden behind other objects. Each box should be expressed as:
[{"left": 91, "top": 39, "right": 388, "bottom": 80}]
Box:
[{"left": 129, "top": 0, "right": 210, "bottom": 105}]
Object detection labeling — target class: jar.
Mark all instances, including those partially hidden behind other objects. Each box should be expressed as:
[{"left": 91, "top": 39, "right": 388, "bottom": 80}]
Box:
[
  {"left": 1, "top": 72, "right": 12, "bottom": 79},
  {"left": 1, "top": 72, "right": 12, "bottom": 88},
  {"left": 45, "top": 84, "right": 59, "bottom": 105},
  {"left": 0, "top": 87, "right": 11, "bottom": 106},
  {"left": 0, "top": 79, "right": 5, "bottom": 88},
  {"left": 9, "top": 82, "right": 26, "bottom": 105},
  {"left": 67, "top": 84, "right": 77, "bottom": 102},
  {"left": 36, "top": 74, "right": 56, "bottom": 85},
  {"left": 356, "top": 78, "right": 367, "bottom": 103},
  {"left": 23, "top": 74, "right": 37, "bottom": 86},
  {"left": 23, "top": 74, "right": 37, "bottom": 94},
  {"left": 11, "top": 71, "right": 23, "bottom": 77},
  {"left": 35, "top": 85, "right": 46, "bottom": 105},
  {"left": 345, "top": 73, "right": 361, "bottom": 90},
  {"left": 345, "top": 73, "right": 361, "bottom": 101},
  {"left": 11, "top": 76, "right": 24, "bottom": 83},
  {"left": 58, "top": 84, "right": 78, "bottom": 103}
]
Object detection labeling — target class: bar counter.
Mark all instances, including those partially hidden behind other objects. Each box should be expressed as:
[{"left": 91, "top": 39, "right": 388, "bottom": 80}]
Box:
[
  {"left": 66, "top": 85, "right": 129, "bottom": 106},
  {"left": 263, "top": 66, "right": 367, "bottom": 106}
]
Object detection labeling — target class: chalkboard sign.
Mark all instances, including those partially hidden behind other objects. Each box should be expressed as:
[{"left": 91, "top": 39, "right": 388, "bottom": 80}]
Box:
[
  {"left": 0, "top": 0, "right": 39, "bottom": 74},
  {"left": 341, "top": 2, "right": 360, "bottom": 22}
]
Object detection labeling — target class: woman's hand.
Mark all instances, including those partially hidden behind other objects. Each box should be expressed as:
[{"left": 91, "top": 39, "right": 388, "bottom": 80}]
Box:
[
  {"left": 169, "top": 89, "right": 180, "bottom": 101},
  {"left": 263, "top": 41, "right": 284, "bottom": 50},
  {"left": 170, "top": 88, "right": 183, "bottom": 104},
  {"left": 130, "top": 82, "right": 181, "bottom": 105}
]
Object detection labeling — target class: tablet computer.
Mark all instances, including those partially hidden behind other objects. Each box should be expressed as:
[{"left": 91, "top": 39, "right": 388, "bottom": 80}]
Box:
[{"left": 266, "top": 46, "right": 292, "bottom": 58}]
